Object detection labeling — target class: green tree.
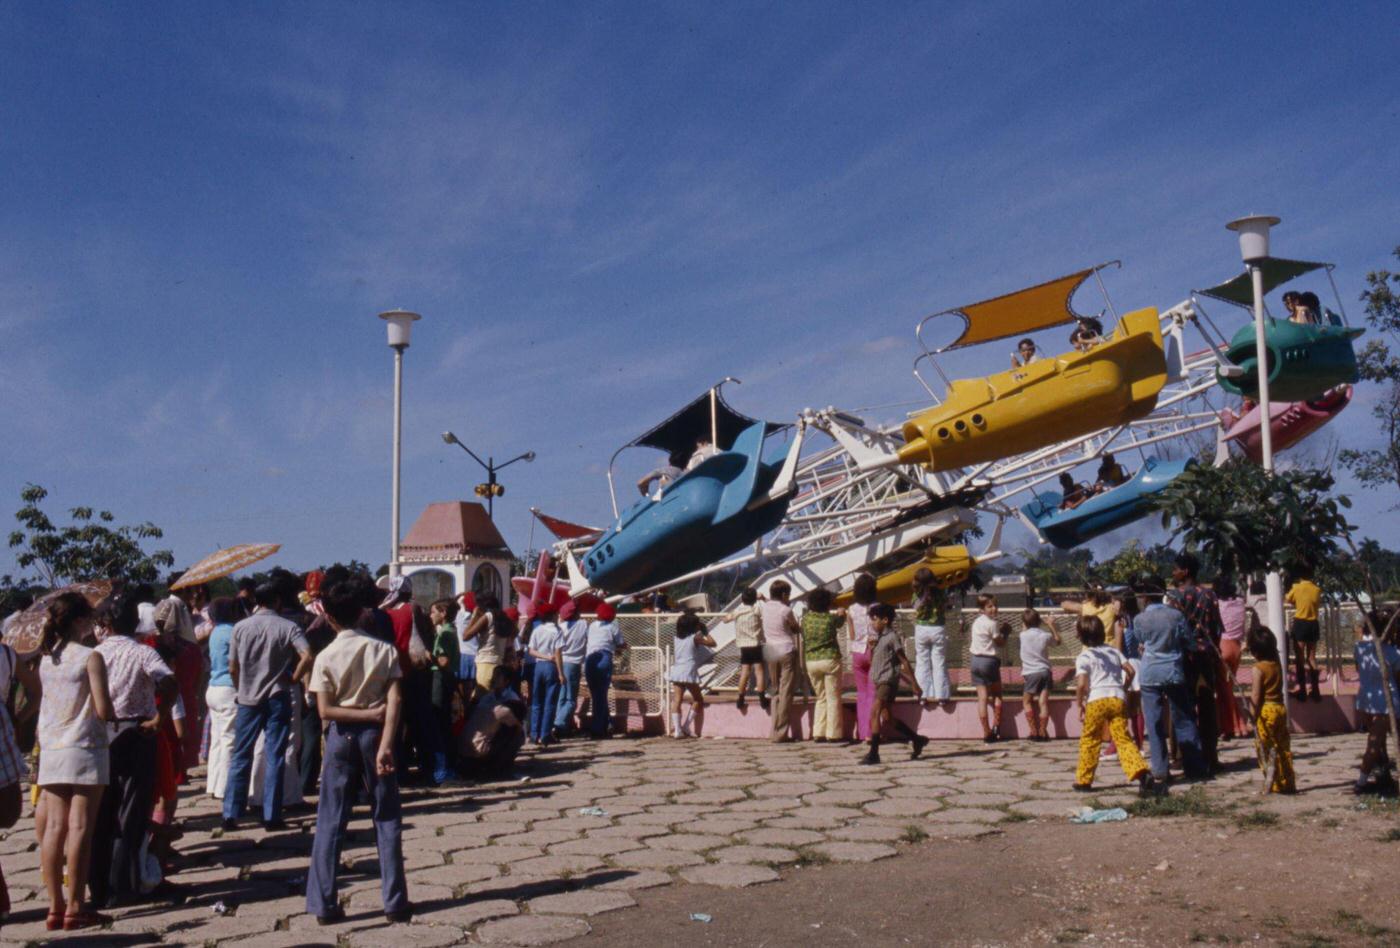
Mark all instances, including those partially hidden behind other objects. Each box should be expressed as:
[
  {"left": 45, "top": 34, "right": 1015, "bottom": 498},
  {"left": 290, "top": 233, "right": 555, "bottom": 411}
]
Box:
[
  {"left": 1339, "top": 246, "right": 1400, "bottom": 505},
  {"left": 1150, "top": 460, "right": 1354, "bottom": 587},
  {"left": 7, "top": 484, "right": 174, "bottom": 587},
  {"left": 1011, "top": 546, "right": 1096, "bottom": 592},
  {"left": 1094, "top": 540, "right": 1178, "bottom": 586}
]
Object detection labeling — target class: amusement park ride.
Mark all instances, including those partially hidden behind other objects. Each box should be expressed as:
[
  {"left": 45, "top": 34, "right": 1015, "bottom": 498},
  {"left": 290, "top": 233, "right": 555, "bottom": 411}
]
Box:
[{"left": 539, "top": 239, "right": 1364, "bottom": 673}]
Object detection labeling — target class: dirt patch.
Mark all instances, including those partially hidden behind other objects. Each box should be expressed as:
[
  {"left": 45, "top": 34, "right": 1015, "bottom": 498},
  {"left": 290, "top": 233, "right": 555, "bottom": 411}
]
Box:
[{"left": 573, "top": 799, "right": 1400, "bottom": 946}]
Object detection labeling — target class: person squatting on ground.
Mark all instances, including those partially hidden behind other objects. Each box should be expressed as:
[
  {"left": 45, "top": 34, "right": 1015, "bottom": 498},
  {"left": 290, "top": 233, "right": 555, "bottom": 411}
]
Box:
[
  {"left": 968, "top": 593, "right": 1007, "bottom": 742},
  {"left": 34, "top": 593, "right": 112, "bottom": 931},
  {"left": 1072, "top": 615, "right": 1156, "bottom": 797},
  {"left": 1286, "top": 568, "right": 1324, "bottom": 702},
  {"left": 860, "top": 603, "right": 927, "bottom": 765},
  {"left": 910, "top": 567, "right": 951, "bottom": 706},
  {"left": 761, "top": 581, "right": 803, "bottom": 743},
  {"left": 1353, "top": 607, "right": 1400, "bottom": 797},
  {"left": 801, "top": 588, "right": 846, "bottom": 742},
  {"left": 668, "top": 612, "right": 714, "bottom": 738},
  {"left": 1019, "top": 608, "right": 1060, "bottom": 741},
  {"left": 458, "top": 666, "right": 527, "bottom": 777},
  {"left": 304, "top": 580, "right": 410, "bottom": 925},
  {"left": 1246, "top": 624, "right": 1296, "bottom": 794},
  {"left": 583, "top": 603, "right": 625, "bottom": 739},
  {"left": 727, "top": 588, "right": 768, "bottom": 711}
]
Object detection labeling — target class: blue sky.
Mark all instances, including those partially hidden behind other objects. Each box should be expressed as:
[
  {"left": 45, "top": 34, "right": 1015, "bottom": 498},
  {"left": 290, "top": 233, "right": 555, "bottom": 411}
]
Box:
[{"left": 2, "top": 2, "right": 1397, "bottom": 579}]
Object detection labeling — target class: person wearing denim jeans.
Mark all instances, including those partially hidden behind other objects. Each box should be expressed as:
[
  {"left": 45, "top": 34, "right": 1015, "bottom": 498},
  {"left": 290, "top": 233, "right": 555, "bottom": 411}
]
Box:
[
  {"left": 554, "top": 603, "right": 588, "bottom": 735},
  {"left": 223, "top": 690, "right": 293, "bottom": 824},
  {"left": 1133, "top": 581, "right": 1206, "bottom": 782},
  {"left": 223, "top": 585, "right": 312, "bottom": 830},
  {"left": 527, "top": 612, "right": 564, "bottom": 744},
  {"left": 584, "top": 604, "right": 626, "bottom": 738}
]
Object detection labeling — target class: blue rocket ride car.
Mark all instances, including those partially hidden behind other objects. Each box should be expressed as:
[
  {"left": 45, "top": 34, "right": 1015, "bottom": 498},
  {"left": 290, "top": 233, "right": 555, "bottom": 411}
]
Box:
[
  {"left": 583, "top": 384, "right": 795, "bottom": 596},
  {"left": 1021, "top": 456, "right": 1192, "bottom": 550}
]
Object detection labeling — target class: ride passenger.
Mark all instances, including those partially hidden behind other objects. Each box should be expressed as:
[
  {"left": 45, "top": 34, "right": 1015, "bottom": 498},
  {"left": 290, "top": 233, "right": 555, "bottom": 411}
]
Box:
[
  {"left": 686, "top": 436, "right": 719, "bottom": 471},
  {"left": 637, "top": 450, "right": 686, "bottom": 498},
  {"left": 1281, "top": 290, "right": 1302, "bottom": 322},
  {"left": 1292, "top": 291, "right": 1322, "bottom": 325},
  {"left": 1011, "top": 337, "right": 1039, "bottom": 369},
  {"left": 1057, "top": 472, "right": 1090, "bottom": 510},
  {"left": 1070, "top": 316, "right": 1104, "bottom": 352},
  {"left": 1095, "top": 453, "right": 1128, "bottom": 490}
]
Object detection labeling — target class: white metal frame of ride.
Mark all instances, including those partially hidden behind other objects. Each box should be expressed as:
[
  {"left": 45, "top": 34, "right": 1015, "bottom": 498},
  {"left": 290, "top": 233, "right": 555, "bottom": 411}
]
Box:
[{"left": 554, "top": 280, "right": 1236, "bottom": 670}]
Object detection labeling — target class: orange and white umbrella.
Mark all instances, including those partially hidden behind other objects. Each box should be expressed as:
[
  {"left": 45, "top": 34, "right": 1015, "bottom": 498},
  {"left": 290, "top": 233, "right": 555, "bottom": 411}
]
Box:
[{"left": 172, "top": 543, "right": 281, "bottom": 590}]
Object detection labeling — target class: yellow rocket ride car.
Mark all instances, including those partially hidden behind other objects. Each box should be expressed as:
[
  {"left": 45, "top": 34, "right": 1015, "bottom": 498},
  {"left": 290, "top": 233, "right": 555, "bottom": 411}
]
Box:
[
  {"left": 905, "top": 266, "right": 1168, "bottom": 473},
  {"left": 834, "top": 545, "right": 974, "bottom": 607}
]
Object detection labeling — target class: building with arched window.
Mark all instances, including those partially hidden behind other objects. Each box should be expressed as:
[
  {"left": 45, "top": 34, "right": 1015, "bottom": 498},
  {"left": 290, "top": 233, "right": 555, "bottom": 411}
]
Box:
[{"left": 399, "top": 501, "right": 514, "bottom": 604}]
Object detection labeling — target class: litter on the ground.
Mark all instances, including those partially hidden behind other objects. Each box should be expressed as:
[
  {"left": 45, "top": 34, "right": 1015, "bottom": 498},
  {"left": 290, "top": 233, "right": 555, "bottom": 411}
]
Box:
[
  {"left": 1071, "top": 806, "right": 1129, "bottom": 824},
  {"left": 578, "top": 807, "right": 608, "bottom": 817},
  {"left": 690, "top": 913, "right": 713, "bottom": 923},
  {"left": 211, "top": 901, "right": 231, "bottom": 916}
]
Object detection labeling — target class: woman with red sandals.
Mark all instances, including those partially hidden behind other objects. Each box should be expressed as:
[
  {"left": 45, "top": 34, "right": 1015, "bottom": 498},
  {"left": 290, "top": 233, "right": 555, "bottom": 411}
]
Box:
[{"left": 34, "top": 592, "right": 115, "bottom": 931}]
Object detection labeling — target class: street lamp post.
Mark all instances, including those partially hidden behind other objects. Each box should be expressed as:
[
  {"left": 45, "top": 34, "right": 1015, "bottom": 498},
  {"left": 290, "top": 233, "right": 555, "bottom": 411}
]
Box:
[
  {"left": 441, "top": 431, "right": 535, "bottom": 519},
  {"left": 1225, "top": 215, "right": 1288, "bottom": 661},
  {"left": 381, "top": 309, "right": 421, "bottom": 578}
]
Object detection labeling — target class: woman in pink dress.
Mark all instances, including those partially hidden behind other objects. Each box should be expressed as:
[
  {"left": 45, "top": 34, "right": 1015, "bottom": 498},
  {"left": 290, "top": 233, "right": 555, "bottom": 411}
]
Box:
[
  {"left": 845, "top": 573, "right": 878, "bottom": 742},
  {"left": 1214, "top": 578, "right": 1248, "bottom": 738}
]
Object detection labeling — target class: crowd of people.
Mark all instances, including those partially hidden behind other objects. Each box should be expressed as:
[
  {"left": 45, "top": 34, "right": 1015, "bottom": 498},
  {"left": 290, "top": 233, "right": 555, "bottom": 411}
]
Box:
[
  {"left": 0, "top": 549, "right": 1394, "bottom": 931},
  {"left": 707, "top": 552, "right": 1399, "bottom": 801}
]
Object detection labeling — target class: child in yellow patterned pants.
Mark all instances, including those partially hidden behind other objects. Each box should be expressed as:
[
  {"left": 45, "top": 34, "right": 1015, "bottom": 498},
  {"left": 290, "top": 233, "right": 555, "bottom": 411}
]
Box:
[
  {"left": 1072, "top": 616, "right": 1155, "bottom": 796},
  {"left": 1248, "top": 626, "right": 1296, "bottom": 794}
]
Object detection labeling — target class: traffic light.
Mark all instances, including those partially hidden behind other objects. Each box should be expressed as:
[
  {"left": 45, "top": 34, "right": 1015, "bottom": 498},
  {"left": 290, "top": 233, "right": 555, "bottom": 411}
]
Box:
[{"left": 474, "top": 483, "right": 505, "bottom": 497}]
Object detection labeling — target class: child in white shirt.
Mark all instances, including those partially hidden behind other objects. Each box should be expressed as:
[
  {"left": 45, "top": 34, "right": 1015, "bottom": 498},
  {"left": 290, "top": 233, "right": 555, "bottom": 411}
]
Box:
[
  {"left": 1018, "top": 608, "right": 1060, "bottom": 741},
  {"left": 1073, "top": 615, "right": 1155, "bottom": 796}
]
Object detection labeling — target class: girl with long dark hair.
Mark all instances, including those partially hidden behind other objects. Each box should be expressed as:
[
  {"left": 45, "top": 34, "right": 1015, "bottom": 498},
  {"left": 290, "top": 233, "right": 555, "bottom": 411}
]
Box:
[{"left": 34, "top": 592, "right": 114, "bottom": 930}]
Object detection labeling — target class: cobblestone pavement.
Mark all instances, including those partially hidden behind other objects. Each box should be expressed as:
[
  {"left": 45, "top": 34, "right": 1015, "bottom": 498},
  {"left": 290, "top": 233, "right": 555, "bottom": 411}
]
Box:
[{"left": 0, "top": 732, "right": 1377, "bottom": 946}]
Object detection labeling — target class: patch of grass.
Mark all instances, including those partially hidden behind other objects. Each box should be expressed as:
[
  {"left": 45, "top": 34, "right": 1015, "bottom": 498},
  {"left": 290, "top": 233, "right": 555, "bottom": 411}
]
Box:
[
  {"left": 901, "top": 825, "right": 929, "bottom": 843},
  {"left": 1000, "top": 810, "right": 1031, "bottom": 824},
  {"left": 1331, "top": 910, "right": 1394, "bottom": 938},
  {"left": 1319, "top": 818, "right": 1341, "bottom": 830},
  {"left": 1054, "top": 927, "right": 1092, "bottom": 944},
  {"left": 795, "top": 847, "right": 833, "bottom": 866},
  {"left": 1125, "top": 787, "right": 1220, "bottom": 818},
  {"left": 1379, "top": 827, "right": 1400, "bottom": 842},
  {"left": 1233, "top": 810, "right": 1280, "bottom": 830},
  {"left": 1283, "top": 934, "right": 1337, "bottom": 948},
  {"left": 1190, "top": 933, "right": 1241, "bottom": 944}
]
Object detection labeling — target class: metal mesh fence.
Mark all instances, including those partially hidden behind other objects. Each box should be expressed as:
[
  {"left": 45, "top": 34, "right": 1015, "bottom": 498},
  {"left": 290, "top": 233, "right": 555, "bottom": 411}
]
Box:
[{"left": 618, "top": 602, "right": 1382, "bottom": 696}]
